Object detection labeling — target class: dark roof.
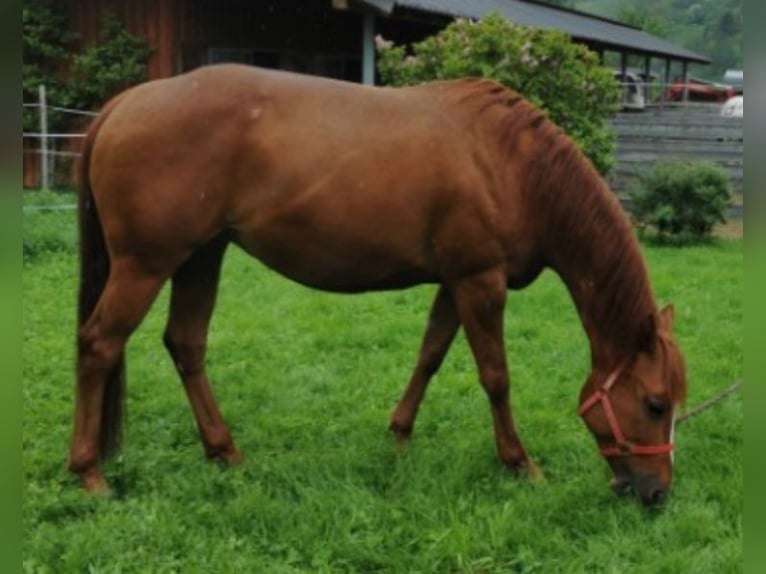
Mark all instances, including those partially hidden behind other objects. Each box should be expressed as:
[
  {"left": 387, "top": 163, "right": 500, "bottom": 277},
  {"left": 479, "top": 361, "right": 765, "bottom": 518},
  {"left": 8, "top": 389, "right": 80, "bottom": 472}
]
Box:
[{"left": 363, "top": 0, "right": 710, "bottom": 64}]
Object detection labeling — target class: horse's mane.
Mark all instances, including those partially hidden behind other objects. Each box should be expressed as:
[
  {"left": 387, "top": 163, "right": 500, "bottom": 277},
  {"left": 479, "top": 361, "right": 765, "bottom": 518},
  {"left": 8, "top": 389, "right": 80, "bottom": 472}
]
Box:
[{"left": 446, "top": 79, "right": 687, "bottom": 404}]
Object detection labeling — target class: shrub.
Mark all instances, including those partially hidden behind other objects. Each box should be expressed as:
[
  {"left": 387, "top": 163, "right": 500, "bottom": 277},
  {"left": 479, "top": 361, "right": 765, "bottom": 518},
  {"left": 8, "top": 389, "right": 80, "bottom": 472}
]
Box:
[
  {"left": 69, "top": 11, "right": 151, "bottom": 112},
  {"left": 23, "top": 1, "right": 73, "bottom": 133},
  {"left": 23, "top": 2, "right": 149, "bottom": 133},
  {"left": 376, "top": 12, "right": 620, "bottom": 174},
  {"left": 630, "top": 160, "right": 732, "bottom": 243}
]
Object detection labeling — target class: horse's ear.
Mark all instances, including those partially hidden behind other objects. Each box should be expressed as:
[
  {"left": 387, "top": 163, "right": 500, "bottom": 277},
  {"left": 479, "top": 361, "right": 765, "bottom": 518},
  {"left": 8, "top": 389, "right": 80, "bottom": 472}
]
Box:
[
  {"left": 659, "top": 304, "right": 675, "bottom": 332},
  {"left": 637, "top": 312, "right": 658, "bottom": 353}
]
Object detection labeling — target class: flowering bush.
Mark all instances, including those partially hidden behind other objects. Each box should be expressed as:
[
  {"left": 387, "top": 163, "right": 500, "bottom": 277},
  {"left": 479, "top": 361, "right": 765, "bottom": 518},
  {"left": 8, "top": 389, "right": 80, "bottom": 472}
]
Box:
[{"left": 377, "top": 13, "right": 620, "bottom": 174}]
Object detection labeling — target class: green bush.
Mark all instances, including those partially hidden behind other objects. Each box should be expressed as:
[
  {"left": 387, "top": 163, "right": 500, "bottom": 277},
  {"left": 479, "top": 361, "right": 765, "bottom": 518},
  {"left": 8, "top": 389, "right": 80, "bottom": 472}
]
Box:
[
  {"left": 376, "top": 13, "right": 620, "bottom": 174},
  {"left": 23, "top": 2, "right": 149, "bottom": 133},
  {"left": 630, "top": 160, "right": 732, "bottom": 243},
  {"left": 69, "top": 11, "right": 151, "bottom": 112},
  {"left": 23, "top": 1, "right": 73, "bottom": 133}
]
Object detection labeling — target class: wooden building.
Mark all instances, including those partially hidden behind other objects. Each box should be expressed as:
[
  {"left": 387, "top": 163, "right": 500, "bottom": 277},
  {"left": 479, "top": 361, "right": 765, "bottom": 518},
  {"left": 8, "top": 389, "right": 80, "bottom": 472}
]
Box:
[
  {"left": 53, "top": 0, "right": 438, "bottom": 84},
  {"left": 25, "top": 0, "right": 710, "bottom": 188},
  {"left": 52, "top": 0, "right": 710, "bottom": 86}
]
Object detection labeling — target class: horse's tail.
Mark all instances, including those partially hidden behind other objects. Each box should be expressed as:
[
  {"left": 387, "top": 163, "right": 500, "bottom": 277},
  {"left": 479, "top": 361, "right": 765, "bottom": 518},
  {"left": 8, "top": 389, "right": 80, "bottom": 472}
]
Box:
[{"left": 76, "top": 95, "right": 126, "bottom": 460}]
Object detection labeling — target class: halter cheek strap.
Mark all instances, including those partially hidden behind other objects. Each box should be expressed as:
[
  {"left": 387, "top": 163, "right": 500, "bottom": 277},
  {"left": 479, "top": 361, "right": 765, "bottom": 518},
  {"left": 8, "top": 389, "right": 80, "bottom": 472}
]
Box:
[{"left": 578, "top": 366, "right": 674, "bottom": 458}]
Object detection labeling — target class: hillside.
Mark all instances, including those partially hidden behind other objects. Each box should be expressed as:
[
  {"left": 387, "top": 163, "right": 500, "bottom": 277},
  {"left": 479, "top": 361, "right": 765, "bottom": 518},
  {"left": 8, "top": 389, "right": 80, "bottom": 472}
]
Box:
[{"left": 575, "top": 0, "right": 742, "bottom": 80}]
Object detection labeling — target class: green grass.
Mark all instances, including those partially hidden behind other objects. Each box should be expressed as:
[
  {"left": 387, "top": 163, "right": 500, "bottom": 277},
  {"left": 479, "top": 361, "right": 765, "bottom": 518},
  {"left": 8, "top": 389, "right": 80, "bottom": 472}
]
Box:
[
  {"left": 23, "top": 190, "right": 78, "bottom": 264},
  {"left": 23, "top": 194, "right": 742, "bottom": 573}
]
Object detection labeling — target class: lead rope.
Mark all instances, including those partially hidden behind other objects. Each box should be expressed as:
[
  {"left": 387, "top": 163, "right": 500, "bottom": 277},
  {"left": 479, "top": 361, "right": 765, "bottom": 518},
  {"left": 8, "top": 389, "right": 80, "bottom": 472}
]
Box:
[{"left": 676, "top": 380, "right": 742, "bottom": 424}]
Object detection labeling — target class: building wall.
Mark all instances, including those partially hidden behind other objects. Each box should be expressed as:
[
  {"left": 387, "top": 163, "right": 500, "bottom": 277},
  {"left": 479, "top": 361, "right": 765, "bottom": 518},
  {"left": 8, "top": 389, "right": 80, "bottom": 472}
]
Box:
[
  {"left": 26, "top": 1, "right": 368, "bottom": 187},
  {"left": 54, "top": 0, "right": 445, "bottom": 81},
  {"left": 610, "top": 104, "right": 743, "bottom": 197},
  {"left": 177, "top": 0, "right": 368, "bottom": 80},
  {"left": 58, "top": 0, "right": 177, "bottom": 79},
  {"left": 55, "top": 0, "right": 378, "bottom": 81},
  {"left": 25, "top": 1, "right": 444, "bottom": 188}
]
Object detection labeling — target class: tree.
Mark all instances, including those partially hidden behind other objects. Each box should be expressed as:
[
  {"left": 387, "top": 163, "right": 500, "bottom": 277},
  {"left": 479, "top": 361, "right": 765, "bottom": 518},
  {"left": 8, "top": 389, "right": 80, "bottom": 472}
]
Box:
[
  {"left": 578, "top": 0, "right": 742, "bottom": 80},
  {"left": 23, "top": 2, "right": 150, "bottom": 132},
  {"left": 377, "top": 13, "right": 620, "bottom": 174},
  {"left": 22, "top": 2, "right": 72, "bottom": 132},
  {"left": 69, "top": 11, "right": 151, "bottom": 113},
  {"left": 617, "top": 6, "right": 668, "bottom": 38}
]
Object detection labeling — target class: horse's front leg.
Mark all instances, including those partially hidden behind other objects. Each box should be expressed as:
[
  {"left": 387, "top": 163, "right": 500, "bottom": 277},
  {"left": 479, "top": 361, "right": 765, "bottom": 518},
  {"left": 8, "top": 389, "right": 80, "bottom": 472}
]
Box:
[
  {"left": 389, "top": 286, "right": 460, "bottom": 442},
  {"left": 451, "top": 269, "right": 542, "bottom": 479}
]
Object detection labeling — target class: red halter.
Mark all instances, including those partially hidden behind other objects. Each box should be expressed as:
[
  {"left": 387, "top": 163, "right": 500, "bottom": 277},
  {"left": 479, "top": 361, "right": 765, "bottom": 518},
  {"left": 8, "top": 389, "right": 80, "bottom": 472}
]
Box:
[{"left": 578, "top": 365, "right": 674, "bottom": 457}]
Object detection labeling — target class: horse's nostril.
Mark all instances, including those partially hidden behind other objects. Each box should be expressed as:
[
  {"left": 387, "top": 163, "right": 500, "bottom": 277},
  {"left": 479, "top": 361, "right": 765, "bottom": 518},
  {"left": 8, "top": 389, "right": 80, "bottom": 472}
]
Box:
[{"left": 650, "top": 488, "right": 666, "bottom": 505}]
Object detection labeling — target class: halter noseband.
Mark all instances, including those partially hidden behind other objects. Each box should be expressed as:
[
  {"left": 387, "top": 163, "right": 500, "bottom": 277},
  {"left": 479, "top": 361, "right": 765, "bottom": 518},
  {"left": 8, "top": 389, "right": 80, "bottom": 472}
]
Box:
[{"left": 578, "top": 365, "right": 674, "bottom": 458}]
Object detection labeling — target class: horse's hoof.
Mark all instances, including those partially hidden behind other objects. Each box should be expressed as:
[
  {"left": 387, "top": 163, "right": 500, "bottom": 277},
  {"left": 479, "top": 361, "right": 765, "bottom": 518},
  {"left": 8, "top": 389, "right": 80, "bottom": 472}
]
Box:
[
  {"left": 80, "top": 469, "right": 112, "bottom": 496},
  {"left": 504, "top": 457, "right": 545, "bottom": 483},
  {"left": 206, "top": 442, "right": 243, "bottom": 466},
  {"left": 388, "top": 420, "right": 413, "bottom": 446},
  {"left": 524, "top": 460, "right": 546, "bottom": 483},
  {"left": 220, "top": 447, "right": 243, "bottom": 466}
]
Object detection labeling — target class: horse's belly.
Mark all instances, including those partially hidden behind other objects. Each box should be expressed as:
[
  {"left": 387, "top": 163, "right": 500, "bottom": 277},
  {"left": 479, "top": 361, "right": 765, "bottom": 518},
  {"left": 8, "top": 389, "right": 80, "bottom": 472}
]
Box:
[{"left": 233, "top": 223, "right": 436, "bottom": 293}]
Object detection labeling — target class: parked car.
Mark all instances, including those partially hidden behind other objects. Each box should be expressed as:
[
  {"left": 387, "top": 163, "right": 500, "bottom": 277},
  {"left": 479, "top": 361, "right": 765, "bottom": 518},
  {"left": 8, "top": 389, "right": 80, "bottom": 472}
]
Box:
[{"left": 666, "top": 77, "right": 736, "bottom": 103}]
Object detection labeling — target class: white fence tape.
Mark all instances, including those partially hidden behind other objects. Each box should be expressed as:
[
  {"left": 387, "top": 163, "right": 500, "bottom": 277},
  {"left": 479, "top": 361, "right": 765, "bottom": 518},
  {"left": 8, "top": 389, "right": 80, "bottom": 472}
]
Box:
[
  {"left": 23, "top": 102, "right": 99, "bottom": 117},
  {"left": 24, "top": 91, "right": 96, "bottom": 188},
  {"left": 23, "top": 133, "right": 87, "bottom": 139},
  {"left": 23, "top": 204, "right": 78, "bottom": 212}
]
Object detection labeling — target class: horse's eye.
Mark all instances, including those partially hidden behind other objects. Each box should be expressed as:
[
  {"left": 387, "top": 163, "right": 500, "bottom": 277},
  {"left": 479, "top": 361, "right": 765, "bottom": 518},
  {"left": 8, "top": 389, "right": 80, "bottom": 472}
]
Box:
[{"left": 646, "top": 397, "right": 668, "bottom": 419}]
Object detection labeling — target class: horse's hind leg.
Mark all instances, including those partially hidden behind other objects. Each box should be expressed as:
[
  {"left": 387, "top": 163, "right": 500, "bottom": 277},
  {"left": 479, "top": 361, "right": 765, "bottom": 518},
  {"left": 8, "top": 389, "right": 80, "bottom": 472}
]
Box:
[
  {"left": 389, "top": 286, "right": 459, "bottom": 442},
  {"left": 162, "top": 235, "right": 241, "bottom": 465},
  {"left": 451, "top": 269, "right": 542, "bottom": 479},
  {"left": 70, "top": 259, "right": 165, "bottom": 492}
]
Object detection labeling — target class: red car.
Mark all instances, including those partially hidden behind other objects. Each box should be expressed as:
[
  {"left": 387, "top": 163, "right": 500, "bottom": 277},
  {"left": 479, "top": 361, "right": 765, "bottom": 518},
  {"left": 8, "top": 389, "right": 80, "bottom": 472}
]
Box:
[{"left": 666, "top": 77, "right": 736, "bottom": 103}]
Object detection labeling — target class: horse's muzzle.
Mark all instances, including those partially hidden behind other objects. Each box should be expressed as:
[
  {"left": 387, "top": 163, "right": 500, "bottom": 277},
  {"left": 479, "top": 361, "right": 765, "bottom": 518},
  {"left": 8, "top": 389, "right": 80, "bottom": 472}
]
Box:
[
  {"left": 610, "top": 474, "right": 668, "bottom": 506},
  {"left": 633, "top": 474, "right": 668, "bottom": 507}
]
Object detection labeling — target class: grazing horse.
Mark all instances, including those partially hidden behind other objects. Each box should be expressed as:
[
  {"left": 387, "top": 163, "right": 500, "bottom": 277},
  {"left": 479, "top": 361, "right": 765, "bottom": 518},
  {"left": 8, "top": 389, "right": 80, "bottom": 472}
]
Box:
[{"left": 70, "top": 65, "right": 686, "bottom": 505}]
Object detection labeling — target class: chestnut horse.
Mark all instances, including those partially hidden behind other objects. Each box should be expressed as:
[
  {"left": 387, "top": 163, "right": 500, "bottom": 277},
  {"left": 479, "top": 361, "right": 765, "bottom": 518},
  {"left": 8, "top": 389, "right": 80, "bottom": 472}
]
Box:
[{"left": 70, "top": 65, "right": 686, "bottom": 505}]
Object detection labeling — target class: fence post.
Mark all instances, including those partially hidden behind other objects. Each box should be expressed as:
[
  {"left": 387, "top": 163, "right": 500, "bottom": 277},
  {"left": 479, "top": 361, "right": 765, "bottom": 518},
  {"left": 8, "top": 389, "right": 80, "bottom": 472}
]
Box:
[
  {"left": 643, "top": 55, "right": 650, "bottom": 106},
  {"left": 361, "top": 13, "right": 375, "bottom": 85},
  {"left": 38, "top": 84, "right": 49, "bottom": 190},
  {"left": 661, "top": 58, "right": 671, "bottom": 115}
]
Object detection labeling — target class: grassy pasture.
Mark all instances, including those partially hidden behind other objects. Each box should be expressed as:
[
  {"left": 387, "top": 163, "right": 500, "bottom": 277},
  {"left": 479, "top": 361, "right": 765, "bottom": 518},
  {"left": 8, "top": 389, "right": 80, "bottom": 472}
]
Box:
[{"left": 23, "top": 192, "right": 742, "bottom": 573}]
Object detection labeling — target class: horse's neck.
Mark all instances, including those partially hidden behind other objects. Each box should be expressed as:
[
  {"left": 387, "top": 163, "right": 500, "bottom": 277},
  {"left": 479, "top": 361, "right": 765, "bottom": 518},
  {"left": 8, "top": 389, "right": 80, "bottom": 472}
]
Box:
[{"left": 538, "top": 171, "right": 656, "bottom": 369}]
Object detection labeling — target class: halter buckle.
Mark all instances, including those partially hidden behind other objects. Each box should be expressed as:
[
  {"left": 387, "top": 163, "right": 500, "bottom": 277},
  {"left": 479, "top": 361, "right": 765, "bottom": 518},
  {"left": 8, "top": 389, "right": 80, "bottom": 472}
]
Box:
[{"left": 617, "top": 441, "right": 634, "bottom": 456}]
